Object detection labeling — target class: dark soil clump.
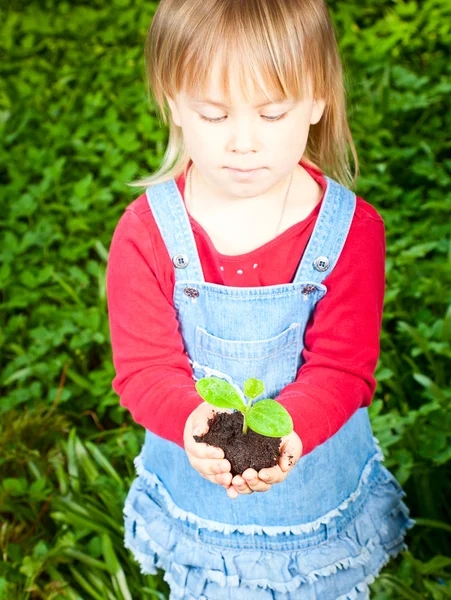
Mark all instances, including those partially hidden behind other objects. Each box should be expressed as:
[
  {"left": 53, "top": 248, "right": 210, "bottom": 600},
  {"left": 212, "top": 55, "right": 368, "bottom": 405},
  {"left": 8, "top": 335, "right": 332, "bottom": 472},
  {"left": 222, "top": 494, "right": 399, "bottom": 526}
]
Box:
[{"left": 194, "top": 411, "right": 282, "bottom": 477}]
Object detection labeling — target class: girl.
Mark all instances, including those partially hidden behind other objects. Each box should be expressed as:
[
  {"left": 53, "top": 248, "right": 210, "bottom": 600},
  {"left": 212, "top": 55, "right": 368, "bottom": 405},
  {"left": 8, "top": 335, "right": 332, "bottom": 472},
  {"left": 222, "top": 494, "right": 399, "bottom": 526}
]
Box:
[{"left": 106, "top": 0, "right": 415, "bottom": 598}]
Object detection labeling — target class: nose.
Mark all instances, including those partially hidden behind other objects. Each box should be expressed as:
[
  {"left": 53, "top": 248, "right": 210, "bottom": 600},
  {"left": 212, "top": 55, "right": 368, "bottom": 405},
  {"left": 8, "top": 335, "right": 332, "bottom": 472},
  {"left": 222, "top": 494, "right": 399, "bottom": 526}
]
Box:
[{"left": 227, "top": 117, "right": 260, "bottom": 153}]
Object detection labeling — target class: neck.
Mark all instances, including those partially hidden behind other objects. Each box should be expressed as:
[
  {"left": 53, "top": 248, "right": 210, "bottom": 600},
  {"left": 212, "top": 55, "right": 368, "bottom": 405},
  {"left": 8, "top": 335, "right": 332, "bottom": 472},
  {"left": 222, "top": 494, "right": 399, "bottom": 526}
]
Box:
[{"left": 186, "top": 163, "right": 303, "bottom": 215}]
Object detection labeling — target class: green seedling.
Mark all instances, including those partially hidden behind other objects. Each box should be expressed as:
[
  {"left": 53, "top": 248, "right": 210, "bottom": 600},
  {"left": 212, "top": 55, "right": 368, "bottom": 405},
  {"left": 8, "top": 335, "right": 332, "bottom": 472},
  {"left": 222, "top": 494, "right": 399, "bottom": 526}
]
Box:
[{"left": 195, "top": 376, "right": 293, "bottom": 437}]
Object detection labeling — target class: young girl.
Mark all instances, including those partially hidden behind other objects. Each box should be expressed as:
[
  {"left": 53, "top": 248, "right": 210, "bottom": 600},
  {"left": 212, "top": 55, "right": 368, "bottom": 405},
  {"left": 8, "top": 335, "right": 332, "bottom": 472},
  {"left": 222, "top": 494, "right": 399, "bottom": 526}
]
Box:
[{"left": 106, "top": 0, "right": 415, "bottom": 598}]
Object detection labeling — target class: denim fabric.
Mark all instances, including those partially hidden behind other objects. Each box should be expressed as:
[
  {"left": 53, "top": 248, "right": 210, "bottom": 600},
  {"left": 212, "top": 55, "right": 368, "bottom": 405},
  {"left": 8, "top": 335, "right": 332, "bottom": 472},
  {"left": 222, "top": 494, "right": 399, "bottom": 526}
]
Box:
[{"left": 123, "top": 174, "right": 415, "bottom": 599}]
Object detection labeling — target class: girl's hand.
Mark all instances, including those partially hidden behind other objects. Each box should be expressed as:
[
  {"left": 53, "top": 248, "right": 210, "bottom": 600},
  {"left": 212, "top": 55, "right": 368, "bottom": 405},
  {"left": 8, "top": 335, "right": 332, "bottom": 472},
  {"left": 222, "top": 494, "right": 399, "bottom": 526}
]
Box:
[
  {"left": 183, "top": 402, "right": 234, "bottom": 491},
  {"left": 229, "top": 431, "right": 303, "bottom": 496}
]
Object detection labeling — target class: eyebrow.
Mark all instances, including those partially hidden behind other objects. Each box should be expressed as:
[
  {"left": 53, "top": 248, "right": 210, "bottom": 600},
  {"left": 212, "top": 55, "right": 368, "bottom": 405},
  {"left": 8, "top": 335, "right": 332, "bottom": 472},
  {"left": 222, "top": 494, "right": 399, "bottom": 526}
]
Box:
[{"left": 188, "top": 96, "right": 288, "bottom": 108}]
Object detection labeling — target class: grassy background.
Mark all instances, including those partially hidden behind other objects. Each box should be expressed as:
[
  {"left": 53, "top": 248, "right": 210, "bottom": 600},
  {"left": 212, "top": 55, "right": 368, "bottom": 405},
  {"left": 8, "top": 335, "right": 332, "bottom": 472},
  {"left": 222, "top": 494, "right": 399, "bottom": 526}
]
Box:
[{"left": 1, "top": 0, "right": 450, "bottom": 598}]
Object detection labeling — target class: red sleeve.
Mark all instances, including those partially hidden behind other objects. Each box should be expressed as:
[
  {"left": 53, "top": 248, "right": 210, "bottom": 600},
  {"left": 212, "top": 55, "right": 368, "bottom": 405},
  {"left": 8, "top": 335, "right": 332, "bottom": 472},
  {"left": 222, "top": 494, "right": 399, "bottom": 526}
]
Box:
[
  {"left": 106, "top": 209, "right": 203, "bottom": 448},
  {"left": 276, "top": 215, "right": 386, "bottom": 457}
]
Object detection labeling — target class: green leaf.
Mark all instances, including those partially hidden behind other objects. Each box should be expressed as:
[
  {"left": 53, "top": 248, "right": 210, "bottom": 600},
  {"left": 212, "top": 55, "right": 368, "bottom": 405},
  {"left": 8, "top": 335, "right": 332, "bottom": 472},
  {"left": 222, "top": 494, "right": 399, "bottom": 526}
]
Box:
[
  {"left": 2, "top": 478, "right": 28, "bottom": 496},
  {"left": 68, "top": 566, "right": 105, "bottom": 600},
  {"left": 101, "top": 533, "right": 120, "bottom": 575},
  {"left": 243, "top": 378, "right": 265, "bottom": 399},
  {"left": 376, "top": 574, "right": 426, "bottom": 600},
  {"left": 413, "top": 518, "right": 451, "bottom": 534},
  {"left": 85, "top": 441, "right": 123, "bottom": 485},
  {"left": 62, "top": 548, "right": 108, "bottom": 570},
  {"left": 195, "top": 377, "right": 246, "bottom": 411},
  {"left": 413, "top": 373, "right": 447, "bottom": 403},
  {"left": 246, "top": 399, "right": 293, "bottom": 437},
  {"left": 391, "top": 448, "right": 414, "bottom": 485},
  {"left": 417, "top": 555, "right": 451, "bottom": 575},
  {"left": 442, "top": 304, "right": 451, "bottom": 342}
]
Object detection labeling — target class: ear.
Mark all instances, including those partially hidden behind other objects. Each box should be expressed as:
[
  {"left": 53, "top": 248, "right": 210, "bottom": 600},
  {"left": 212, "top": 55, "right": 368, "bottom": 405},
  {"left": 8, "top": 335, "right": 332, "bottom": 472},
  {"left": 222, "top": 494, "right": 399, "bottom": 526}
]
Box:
[
  {"left": 310, "top": 98, "right": 326, "bottom": 126},
  {"left": 166, "top": 94, "right": 182, "bottom": 127}
]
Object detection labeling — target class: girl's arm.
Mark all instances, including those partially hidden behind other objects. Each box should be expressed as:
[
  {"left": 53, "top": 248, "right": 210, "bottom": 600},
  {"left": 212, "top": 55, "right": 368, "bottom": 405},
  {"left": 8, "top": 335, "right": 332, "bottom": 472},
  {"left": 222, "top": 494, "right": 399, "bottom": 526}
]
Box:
[
  {"left": 276, "top": 212, "right": 386, "bottom": 457},
  {"left": 106, "top": 208, "right": 203, "bottom": 447}
]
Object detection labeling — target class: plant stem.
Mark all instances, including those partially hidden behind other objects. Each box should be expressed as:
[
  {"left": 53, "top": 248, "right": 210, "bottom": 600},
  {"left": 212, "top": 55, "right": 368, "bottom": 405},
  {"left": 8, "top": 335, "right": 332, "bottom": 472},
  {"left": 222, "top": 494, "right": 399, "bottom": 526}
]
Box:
[{"left": 242, "top": 399, "right": 253, "bottom": 435}]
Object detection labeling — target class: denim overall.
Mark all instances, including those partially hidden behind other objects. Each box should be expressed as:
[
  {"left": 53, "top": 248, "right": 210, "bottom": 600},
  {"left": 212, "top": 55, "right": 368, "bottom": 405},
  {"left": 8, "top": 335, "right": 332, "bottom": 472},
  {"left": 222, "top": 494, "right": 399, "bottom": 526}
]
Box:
[{"left": 123, "top": 173, "right": 415, "bottom": 600}]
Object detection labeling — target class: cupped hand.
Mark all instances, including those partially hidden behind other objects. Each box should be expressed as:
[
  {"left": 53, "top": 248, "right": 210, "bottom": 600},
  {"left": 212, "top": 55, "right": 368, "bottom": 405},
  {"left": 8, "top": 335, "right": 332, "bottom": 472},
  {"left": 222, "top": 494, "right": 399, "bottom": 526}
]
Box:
[
  {"left": 228, "top": 430, "right": 303, "bottom": 498},
  {"left": 183, "top": 402, "right": 234, "bottom": 492}
]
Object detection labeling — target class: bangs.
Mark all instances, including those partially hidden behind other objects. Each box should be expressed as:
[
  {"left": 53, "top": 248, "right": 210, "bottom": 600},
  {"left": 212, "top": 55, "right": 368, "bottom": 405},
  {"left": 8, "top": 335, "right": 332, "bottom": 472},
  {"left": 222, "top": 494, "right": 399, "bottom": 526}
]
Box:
[{"left": 176, "top": 0, "right": 315, "bottom": 105}]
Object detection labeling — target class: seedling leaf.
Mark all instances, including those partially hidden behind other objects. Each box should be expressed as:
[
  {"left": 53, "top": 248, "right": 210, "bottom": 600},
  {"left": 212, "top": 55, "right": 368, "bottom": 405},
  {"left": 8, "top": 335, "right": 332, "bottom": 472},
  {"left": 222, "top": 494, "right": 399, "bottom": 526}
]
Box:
[
  {"left": 247, "top": 399, "right": 293, "bottom": 437},
  {"left": 243, "top": 378, "right": 265, "bottom": 399},
  {"left": 195, "top": 377, "right": 246, "bottom": 411}
]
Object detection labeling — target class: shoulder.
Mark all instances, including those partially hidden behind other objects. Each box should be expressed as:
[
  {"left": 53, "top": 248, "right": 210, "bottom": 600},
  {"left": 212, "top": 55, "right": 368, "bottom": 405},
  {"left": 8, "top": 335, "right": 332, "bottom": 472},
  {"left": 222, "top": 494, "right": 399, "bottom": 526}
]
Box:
[
  {"left": 343, "top": 194, "right": 385, "bottom": 246},
  {"left": 339, "top": 194, "right": 386, "bottom": 264},
  {"left": 108, "top": 192, "right": 172, "bottom": 281},
  {"left": 354, "top": 195, "right": 384, "bottom": 226},
  {"left": 125, "top": 193, "right": 151, "bottom": 216},
  {"left": 111, "top": 193, "right": 155, "bottom": 238},
  {"left": 108, "top": 193, "right": 158, "bottom": 260},
  {"left": 350, "top": 195, "right": 385, "bottom": 249},
  {"left": 322, "top": 192, "right": 386, "bottom": 285},
  {"left": 316, "top": 168, "right": 383, "bottom": 226},
  {"left": 322, "top": 185, "right": 385, "bottom": 252}
]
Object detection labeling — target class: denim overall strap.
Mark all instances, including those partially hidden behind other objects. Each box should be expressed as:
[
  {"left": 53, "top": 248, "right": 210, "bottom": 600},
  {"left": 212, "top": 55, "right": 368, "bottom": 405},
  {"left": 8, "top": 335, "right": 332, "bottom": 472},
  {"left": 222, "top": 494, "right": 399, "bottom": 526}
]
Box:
[
  {"left": 146, "top": 174, "right": 356, "bottom": 291},
  {"left": 145, "top": 178, "right": 205, "bottom": 284},
  {"left": 292, "top": 175, "right": 356, "bottom": 285}
]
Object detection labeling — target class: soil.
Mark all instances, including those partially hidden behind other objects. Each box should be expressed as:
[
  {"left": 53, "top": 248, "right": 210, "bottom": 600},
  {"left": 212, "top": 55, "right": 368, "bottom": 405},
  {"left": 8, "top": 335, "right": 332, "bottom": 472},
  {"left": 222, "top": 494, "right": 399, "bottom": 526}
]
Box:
[{"left": 193, "top": 410, "right": 284, "bottom": 477}]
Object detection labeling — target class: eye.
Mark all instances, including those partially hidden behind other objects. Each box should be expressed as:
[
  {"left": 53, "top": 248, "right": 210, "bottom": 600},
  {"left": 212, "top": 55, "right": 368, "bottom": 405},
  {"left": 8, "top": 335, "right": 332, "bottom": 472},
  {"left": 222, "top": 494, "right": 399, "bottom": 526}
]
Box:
[{"left": 199, "top": 113, "right": 288, "bottom": 124}]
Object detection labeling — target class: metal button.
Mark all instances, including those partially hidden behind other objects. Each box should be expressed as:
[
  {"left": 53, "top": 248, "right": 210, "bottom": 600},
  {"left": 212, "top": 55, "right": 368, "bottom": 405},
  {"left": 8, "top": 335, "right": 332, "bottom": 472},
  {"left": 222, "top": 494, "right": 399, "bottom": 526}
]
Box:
[
  {"left": 313, "top": 256, "right": 330, "bottom": 272},
  {"left": 172, "top": 253, "right": 189, "bottom": 269},
  {"left": 184, "top": 286, "right": 199, "bottom": 298},
  {"left": 301, "top": 285, "right": 317, "bottom": 295}
]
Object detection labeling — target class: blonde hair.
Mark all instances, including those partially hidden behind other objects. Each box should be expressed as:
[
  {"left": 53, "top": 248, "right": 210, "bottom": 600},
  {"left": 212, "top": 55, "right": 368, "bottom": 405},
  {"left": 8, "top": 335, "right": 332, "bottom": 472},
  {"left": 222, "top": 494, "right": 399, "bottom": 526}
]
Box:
[{"left": 129, "top": 0, "right": 359, "bottom": 190}]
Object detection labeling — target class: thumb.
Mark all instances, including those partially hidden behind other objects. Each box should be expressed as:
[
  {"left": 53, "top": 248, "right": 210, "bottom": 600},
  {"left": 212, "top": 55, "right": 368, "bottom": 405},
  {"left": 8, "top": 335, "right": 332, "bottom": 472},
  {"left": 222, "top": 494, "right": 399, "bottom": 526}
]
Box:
[
  {"left": 279, "top": 435, "right": 302, "bottom": 472},
  {"left": 193, "top": 423, "right": 207, "bottom": 436},
  {"left": 192, "top": 408, "right": 214, "bottom": 436}
]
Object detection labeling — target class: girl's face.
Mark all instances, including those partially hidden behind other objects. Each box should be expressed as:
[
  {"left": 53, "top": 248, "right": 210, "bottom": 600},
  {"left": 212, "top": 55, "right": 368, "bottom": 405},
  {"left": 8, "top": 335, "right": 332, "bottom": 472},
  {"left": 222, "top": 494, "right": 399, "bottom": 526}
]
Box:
[{"left": 166, "top": 57, "right": 325, "bottom": 203}]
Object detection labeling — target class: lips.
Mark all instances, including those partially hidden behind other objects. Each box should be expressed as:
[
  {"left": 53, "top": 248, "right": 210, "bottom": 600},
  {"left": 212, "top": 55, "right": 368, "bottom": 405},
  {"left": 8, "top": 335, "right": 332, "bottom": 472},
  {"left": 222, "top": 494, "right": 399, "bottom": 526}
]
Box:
[
  {"left": 227, "top": 168, "right": 262, "bottom": 172},
  {"left": 226, "top": 167, "right": 265, "bottom": 181}
]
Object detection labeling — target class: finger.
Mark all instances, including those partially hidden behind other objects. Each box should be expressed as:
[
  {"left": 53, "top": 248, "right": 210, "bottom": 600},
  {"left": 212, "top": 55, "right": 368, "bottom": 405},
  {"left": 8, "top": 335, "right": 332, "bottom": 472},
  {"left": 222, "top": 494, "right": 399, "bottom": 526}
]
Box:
[
  {"left": 191, "top": 408, "right": 217, "bottom": 435},
  {"left": 188, "top": 440, "right": 225, "bottom": 460},
  {"left": 280, "top": 449, "right": 298, "bottom": 472},
  {"left": 231, "top": 475, "right": 254, "bottom": 494},
  {"left": 258, "top": 465, "right": 287, "bottom": 484},
  {"left": 191, "top": 457, "right": 231, "bottom": 477},
  {"left": 200, "top": 472, "right": 231, "bottom": 489},
  {"left": 215, "top": 472, "right": 233, "bottom": 487},
  {"left": 242, "top": 468, "right": 272, "bottom": 492},
  {"left": 279, "top": 435, "right": 302, "bottom": 472},
  {"left": 226, "top": 485, "right": 239, "bottom": 499}
]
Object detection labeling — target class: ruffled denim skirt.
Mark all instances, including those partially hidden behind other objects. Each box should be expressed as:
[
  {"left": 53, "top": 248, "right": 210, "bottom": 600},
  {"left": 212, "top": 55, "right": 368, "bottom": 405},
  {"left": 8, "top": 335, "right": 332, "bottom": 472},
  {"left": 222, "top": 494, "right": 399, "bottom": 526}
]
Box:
[{"left": 123, "top": 454, "right": 415, "bottom": 600}]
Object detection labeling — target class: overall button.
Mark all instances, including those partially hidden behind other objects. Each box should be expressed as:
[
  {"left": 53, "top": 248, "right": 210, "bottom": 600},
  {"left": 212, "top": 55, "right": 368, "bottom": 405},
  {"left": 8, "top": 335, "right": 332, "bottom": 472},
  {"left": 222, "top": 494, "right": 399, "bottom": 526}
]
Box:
[
  {"left": 301, "top": 285, "right": 317, "bottom": 295},
  {"left": 313, "top": 256, "right": 330, "bottom": 272},
  {"left": 184, "top": 286, "right": 199, "bottom": 298},
  {"left": 173, "top": 254, "right": 189, "bottom": 268}
]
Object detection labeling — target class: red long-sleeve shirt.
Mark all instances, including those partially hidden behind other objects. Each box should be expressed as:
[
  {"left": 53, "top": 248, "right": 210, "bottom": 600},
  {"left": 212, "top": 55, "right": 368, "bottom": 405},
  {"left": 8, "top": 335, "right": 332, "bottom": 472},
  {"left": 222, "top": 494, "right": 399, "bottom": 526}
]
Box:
[{"left": 106, "top": 162, "right": 385, "bottom": 456}]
